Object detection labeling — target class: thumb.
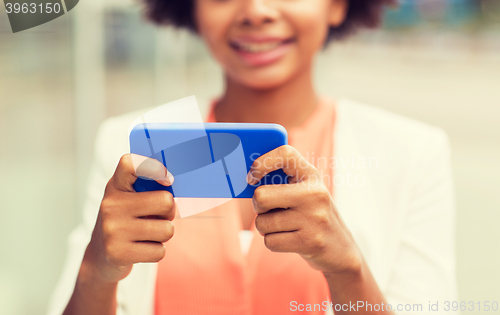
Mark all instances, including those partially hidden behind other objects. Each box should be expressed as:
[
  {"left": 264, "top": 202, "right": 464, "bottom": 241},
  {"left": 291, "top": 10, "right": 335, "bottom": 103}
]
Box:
[{"left": 112, "top": 154, "right": 174, "bottom": 192}]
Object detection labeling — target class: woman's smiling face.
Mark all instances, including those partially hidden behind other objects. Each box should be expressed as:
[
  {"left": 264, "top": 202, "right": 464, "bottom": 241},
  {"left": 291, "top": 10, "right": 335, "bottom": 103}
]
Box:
[{"left": 194, "top": 0, "right": 348, "bottom": 90}]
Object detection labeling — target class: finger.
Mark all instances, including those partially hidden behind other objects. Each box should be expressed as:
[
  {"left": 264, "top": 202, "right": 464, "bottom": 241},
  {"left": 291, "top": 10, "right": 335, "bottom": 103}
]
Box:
[
  {"left": 132, "top": 154, "right": 174, "bottom": 185},
  {"left": 246, "top": 145, "right": 317, "bottom": 185},
  {"left": 112, "top": 154, "right": 174, "bottom": 192},
  {"left": 263, "top": 230, "right": 305, "bottom": 253},
  {"left": 131, "top": 219, "right": 174, "bottom": 243},
  {"left": 252, "top": 181, "right": 324, "bottom": 214},
  {"left": 122, "top": 190, "right": 176, "bottom": 220},
  {"left": 255, "top": 208, "right": 302, "bottom": 236},
  {"left": 114, "top": 241, "right": 167, "bottom": 265},
  {"left": 252, "top": 184, "right": 297, "bottom": 215}
]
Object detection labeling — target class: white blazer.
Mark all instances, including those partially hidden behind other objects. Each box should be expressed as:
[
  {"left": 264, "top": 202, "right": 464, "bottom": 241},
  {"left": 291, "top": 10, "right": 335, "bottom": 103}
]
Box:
[{"left": 47, "top": 98, "right": 458, "bottom": 315}]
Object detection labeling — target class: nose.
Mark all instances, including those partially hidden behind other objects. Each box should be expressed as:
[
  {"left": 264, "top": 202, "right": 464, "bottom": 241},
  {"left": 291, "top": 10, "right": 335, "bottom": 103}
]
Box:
[{"left": 236, "top": 0, "right": 279, "bottom": 27}]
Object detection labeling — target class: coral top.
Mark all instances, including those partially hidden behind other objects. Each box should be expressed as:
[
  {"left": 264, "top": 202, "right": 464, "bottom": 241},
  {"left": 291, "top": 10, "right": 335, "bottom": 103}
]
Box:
[{"left": 155, "top": 97, "right": 337, "bottom": 315}]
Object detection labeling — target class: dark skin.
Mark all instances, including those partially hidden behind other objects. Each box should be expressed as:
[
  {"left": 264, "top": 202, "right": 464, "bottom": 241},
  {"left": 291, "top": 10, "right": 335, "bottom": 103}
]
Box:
[
  {"left": 64, "top": 155, "right": 176, "bottom": 315},
  {"left": 64, "top": 0, "right": 393, "bottom": 314},
  {"left": 247, "top": 145, "right": 390, "bottom": 313}
]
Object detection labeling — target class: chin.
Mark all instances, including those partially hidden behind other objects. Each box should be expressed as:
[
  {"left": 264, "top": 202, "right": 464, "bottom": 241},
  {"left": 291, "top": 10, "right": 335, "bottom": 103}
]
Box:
[
  {"left": 241, "top": 77, "right": 288, "bottom": 91},
  {"left": 230, "top": 67, "right": 296, "bottom": 91}
]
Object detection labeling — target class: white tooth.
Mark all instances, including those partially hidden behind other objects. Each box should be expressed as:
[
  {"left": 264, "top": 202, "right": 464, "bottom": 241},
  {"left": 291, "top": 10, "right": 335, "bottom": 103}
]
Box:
[{"left": 238, "top": 42, "right": 281, "bottom": 53}]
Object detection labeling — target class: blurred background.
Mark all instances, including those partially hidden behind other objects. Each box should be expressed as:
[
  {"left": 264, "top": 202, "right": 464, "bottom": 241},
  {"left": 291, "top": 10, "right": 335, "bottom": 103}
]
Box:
[{"left": 1, "top": 0, "right": 499, "bottom": 313}]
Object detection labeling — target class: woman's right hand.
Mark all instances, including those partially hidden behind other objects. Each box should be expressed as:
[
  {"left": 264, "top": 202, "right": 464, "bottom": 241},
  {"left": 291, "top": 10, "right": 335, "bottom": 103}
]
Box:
[{"left": 81, "top": 153, "right": 176, "bottom": 285}]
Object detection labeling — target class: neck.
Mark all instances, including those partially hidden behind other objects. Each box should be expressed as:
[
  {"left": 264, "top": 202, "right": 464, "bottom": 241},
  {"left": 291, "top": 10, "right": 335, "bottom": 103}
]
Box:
[{"left": 215, "top": 65, "right": 319, "bottom": 130}]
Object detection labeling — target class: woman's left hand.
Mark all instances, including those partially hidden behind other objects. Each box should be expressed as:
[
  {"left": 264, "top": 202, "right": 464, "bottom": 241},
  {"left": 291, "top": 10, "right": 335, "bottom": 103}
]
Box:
[{"left": 247, "top": 145, "right": 363, "bottom": 276}]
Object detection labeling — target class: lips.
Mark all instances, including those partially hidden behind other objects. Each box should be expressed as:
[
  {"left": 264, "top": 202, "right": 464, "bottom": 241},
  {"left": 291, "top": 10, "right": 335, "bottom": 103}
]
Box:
[
  {"left": 230, "top": 38, "right": 294, "bottom": 53},
  {"left": 229, "top": 37, "right": 295, "bottom": 67}
]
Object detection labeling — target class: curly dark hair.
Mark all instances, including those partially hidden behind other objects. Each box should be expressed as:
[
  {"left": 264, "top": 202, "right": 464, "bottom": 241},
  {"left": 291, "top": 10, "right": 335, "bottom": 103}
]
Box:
[{"left": 140, "top": 0, "right": 397, "bottom": 45}]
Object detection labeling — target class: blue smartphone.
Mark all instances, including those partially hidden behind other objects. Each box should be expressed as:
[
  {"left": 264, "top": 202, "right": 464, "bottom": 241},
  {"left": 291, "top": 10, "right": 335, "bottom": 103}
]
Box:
[{"left": 129, "top": 123, "right": 289, "bottom": 198}]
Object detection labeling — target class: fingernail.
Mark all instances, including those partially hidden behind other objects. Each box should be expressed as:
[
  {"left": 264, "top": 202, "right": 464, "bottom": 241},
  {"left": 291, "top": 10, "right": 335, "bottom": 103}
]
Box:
[
  {"left": 158, "top": 170, "right": 174, "bottom": 186},
  {"left": 166, "top": 170, "right": 175, "bottom": 184},
  {"left": 246, "top": 171, "right": 255, "bottom": 185},
  {"left": 157, "top": 179, "right": 170, "bottom": 186}
]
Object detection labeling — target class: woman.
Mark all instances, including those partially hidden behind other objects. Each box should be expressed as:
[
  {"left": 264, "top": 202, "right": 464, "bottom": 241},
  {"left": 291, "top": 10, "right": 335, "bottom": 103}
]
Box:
[{"left": 49, "top": 0, "right": 458, "bottom": 314}]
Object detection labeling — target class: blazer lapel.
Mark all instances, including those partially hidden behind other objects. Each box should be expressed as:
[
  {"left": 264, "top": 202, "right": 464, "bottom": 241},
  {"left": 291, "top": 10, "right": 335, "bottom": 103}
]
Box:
[{"left": 334, "top": 99, "right": 386, "bottom": 287}]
